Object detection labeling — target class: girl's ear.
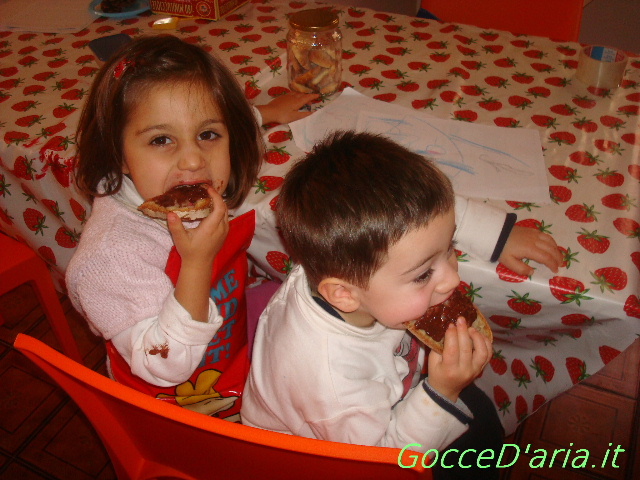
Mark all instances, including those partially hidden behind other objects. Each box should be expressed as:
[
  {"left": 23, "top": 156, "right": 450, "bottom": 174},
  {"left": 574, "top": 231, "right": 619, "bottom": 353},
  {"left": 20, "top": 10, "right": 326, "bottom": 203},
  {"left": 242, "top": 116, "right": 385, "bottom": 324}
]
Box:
[{"left": 317, "top": 278, "right": 361, "bottom": 313}]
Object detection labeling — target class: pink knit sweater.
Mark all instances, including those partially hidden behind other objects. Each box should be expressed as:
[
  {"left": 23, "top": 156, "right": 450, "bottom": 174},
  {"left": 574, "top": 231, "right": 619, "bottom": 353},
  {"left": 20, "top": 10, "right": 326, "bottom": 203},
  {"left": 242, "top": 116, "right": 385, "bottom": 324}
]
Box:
[{"left": 66, "top": 194, "right": 177, "bottom": 340}]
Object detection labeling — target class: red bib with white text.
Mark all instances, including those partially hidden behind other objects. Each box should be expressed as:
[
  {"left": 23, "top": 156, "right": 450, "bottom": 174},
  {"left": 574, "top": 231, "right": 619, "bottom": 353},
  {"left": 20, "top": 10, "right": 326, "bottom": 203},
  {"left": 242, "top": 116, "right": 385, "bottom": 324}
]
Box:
[{"left": 107, "top": 210, "right": 255, "bottom": 422}]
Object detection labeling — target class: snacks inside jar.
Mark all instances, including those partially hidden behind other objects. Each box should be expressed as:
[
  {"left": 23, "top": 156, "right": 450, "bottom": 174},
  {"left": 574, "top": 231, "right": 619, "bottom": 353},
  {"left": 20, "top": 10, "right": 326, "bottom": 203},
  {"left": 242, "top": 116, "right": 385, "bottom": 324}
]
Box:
[{"left": 287, "top": 8, "right": 342, "bottom": 95}]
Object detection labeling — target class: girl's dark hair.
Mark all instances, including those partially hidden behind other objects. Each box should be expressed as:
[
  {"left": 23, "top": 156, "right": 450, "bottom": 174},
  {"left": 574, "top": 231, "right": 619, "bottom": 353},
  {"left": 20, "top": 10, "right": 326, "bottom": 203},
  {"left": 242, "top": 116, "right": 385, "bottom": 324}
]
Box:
[
  {"left": 277, "top": 130, "right": 455, "bottom": 289},
  {"left": 74, "top": 34, "right": 262, "bottom": 209}
]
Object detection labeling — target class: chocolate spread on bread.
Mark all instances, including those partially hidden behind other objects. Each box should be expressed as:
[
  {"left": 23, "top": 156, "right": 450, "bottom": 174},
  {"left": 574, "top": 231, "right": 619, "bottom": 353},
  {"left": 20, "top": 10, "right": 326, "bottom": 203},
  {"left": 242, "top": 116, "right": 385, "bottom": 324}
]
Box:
[
  {"left": 137, "top": 183, "right": 212, "bottom": 221},
  {"left": 412, "top": 289, "right": 477, "bottom": 343},
  {"left": 153, "top": 184, "right": 208, "bottom": 208}
]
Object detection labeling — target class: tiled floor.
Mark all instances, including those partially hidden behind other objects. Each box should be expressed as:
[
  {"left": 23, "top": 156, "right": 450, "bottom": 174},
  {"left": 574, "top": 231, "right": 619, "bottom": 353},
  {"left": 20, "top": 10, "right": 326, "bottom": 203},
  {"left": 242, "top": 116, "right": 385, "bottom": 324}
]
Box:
[
  {"left": 499, "top": 339, "right": 640, "bottom": 480},
  {"left": 0, "top": 283, "right": 116, "bottom": 479},
  {"left": 1, "top": 281, "right": 639, "bottom": 479}
]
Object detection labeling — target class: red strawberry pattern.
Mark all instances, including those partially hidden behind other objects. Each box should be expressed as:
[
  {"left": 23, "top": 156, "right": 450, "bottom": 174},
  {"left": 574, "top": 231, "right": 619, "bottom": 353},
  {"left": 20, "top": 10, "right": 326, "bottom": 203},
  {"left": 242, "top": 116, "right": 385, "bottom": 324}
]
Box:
[
  {"left": 515, "top": 395, "right": 528, "bottom": 422},
  {"left": 493, "top": 385, "right": 511, "bottom": 415},
  {"left": 489, "top": 349, "right": 507, "bottom": 375},
  {"left": 507, "top": 290, "right": 542, "bottom": 315},
  {"left": 1, "top": 0, "right": 638, "bottom": 437},
  {"left": 489, "top": 314, "right": 522, "bottom": 330},
  {"left": 561, "top": 313, "right": 595, "bottom": 326},
  {"left": 565, "top": 357, "right": 589, "bottom": 384},
  {"left": 590, "top": 267, "right": 628, "bottom": 292},
  {"left": 624, "top": 295, "right": 640, "bottom": 318},
  {"left": 549, "top": 276, "right": 591, "bottom": 305},
  {"left": 510, "top": 358, "right": 531, "bottom": 387},
  {"left": 496, "top": 263, "right": 529, "bottom": 282},
  {"left": 598, "top": 345, "right": 620, "bottom": 365},
  {"left": 254, "top": 175, "right": 284, "bottom": 194},
  {"left": 23, "top": 207, "right": 47, "bottom": 235},
  {"left": 265, "top": 250, "right": 292, "bottom": 275},
  {"left": 530, "top": 355, "right": 555, "bottom": 383}
]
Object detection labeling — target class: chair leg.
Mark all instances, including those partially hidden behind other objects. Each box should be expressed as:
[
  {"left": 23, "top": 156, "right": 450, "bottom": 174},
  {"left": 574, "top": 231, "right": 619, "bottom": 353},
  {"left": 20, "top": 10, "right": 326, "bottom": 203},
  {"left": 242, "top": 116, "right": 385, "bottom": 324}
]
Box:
[{"left": 31, "top": 273, "right": 83, "bottom": 363}]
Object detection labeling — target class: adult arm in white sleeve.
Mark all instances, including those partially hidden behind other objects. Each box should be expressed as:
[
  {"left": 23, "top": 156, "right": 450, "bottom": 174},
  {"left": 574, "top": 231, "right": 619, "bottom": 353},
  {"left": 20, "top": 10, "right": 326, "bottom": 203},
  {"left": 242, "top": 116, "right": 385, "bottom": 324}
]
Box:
[{"left": 454, "top": 196, "right": 517, "bottom": 262}]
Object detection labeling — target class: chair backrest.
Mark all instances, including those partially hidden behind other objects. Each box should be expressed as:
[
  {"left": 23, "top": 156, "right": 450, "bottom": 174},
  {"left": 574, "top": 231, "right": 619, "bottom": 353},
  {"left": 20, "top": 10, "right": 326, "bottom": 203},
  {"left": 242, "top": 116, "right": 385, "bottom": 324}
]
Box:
[
  {"left": 421, "top": 0, "right": 584, "bottom": 42},
  {"left": 14, "top": 334, "right": 430, "bottom": 480}
]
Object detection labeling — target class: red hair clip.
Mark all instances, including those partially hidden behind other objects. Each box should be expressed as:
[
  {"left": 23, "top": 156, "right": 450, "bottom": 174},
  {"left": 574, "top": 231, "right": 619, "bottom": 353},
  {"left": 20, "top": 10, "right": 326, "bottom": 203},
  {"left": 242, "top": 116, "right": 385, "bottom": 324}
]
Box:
[{"left": 113, "top": 58, "right": 135, "bottom": 79}]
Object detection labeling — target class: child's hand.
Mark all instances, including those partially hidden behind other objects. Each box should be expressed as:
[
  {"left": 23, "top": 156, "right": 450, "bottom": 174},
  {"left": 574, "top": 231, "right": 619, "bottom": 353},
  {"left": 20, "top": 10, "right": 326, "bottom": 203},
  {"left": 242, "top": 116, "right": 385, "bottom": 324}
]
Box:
[
  {"left": 427, "top": 317, "right": 491, "bottom": 403},
  {"left": 256, "top": 92, "right": 320, "bottom": 125},
  {"left": 499, "top": 225, "right": 563, "bottom": 276},
  {"left": 167, "top": 188, "right": 229, "bottom": 322},
  {"left": 167, "top": 188, "right": 229, "bottom": 265}
]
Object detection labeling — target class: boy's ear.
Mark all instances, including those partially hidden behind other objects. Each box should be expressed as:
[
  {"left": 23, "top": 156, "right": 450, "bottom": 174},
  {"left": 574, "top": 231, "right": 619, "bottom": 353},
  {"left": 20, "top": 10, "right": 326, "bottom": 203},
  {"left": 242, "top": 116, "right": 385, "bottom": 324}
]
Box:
[{"left": 317, "top": 278, "right": 360, "bottom": 313}]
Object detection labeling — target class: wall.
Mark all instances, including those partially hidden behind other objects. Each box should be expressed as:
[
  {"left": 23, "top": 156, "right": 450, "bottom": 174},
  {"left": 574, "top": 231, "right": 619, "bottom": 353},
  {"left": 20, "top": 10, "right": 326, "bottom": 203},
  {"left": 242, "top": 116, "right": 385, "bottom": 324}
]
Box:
[{"left": 330, "top": 0, "right": 421, "bottom": 16}]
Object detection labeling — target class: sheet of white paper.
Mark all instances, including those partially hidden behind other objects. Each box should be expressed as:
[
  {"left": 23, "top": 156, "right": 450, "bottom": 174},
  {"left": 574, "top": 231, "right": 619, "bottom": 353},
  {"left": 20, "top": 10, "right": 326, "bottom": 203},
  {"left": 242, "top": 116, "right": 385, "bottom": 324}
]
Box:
[
  {"left": 290, "top": 88, "right": 549, "bottom": 203},
  {"left": 290, "top": 88, "right": 421, "bottom": 152},
  {"left": 0, "top": 0, "right": 98, "bottom": 33}
]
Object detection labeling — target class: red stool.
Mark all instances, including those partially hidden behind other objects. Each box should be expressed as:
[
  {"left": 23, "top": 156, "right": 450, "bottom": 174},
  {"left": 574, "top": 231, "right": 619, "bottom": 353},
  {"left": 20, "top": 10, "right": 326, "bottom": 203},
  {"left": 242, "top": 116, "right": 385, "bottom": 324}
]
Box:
[{"left": 1, "top": 233, "right": 83, "bottom": 362}]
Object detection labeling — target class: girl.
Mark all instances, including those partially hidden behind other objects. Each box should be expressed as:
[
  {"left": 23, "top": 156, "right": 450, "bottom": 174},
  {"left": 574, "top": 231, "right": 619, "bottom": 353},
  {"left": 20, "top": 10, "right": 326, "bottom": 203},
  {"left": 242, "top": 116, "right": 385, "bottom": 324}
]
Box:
[{"left": 66, "top": 34, "right": 313, "bottom": 419}]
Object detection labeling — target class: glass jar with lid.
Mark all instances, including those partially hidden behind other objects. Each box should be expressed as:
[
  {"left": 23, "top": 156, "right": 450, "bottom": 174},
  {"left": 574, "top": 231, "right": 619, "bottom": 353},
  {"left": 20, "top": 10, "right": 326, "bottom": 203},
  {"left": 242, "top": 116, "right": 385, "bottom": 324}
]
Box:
[{"left": 286, "top": 8, "right": 342, "bottom": 95}]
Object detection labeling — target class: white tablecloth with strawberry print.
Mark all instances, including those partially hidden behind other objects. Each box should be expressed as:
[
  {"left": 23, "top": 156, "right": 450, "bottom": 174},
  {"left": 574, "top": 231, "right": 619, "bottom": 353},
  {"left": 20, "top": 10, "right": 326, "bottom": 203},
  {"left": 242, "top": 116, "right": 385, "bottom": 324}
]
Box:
[{"left": 1, "top": 0, "right": 638, "bottom": 436}]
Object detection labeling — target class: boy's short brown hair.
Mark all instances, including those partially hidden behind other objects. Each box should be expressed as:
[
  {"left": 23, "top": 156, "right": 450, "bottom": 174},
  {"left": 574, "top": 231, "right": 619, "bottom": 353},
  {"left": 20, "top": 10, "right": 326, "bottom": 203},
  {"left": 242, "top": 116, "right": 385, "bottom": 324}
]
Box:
[{"left": 277, "top": 130, "right": 455, "bottom": 289}]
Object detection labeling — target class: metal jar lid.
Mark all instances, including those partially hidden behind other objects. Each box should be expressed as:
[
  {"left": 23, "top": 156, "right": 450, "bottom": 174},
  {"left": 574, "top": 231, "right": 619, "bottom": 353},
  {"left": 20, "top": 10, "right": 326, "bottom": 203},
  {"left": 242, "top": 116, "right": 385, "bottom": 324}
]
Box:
[{"left": 288, "top": 8, "right": 339, "bottom": 32}]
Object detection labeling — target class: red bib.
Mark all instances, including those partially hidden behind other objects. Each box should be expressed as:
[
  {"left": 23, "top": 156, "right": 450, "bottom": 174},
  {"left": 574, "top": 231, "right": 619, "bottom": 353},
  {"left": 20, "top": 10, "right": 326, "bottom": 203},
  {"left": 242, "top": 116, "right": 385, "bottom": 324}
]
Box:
[{"left": 107, "top": 210, "right": 256, "bottom": 421}]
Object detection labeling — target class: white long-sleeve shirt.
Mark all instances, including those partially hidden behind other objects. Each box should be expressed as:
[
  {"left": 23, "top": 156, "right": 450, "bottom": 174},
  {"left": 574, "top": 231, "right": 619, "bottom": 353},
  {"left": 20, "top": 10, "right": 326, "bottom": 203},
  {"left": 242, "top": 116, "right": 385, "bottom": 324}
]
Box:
[
  {"left": 242, "top": 265, "right": 472, "bottom": 452},
  {"left": 454, "top": 196, "right": 514, "bottom": 262}
]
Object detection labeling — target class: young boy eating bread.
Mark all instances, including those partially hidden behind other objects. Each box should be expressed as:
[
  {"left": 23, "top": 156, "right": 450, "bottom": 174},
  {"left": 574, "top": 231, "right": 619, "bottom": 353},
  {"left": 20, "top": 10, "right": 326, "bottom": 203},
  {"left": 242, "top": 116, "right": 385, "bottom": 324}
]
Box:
[{"left": 242, "top": 131, "right": 504, "bottom": 480}]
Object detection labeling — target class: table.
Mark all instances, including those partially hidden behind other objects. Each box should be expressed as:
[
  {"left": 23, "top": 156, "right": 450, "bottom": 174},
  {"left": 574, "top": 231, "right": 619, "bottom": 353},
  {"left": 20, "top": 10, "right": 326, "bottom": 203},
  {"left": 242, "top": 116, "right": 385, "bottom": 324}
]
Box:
[{"left": 1, "top": 0, "right": 639, "bottom": 436}]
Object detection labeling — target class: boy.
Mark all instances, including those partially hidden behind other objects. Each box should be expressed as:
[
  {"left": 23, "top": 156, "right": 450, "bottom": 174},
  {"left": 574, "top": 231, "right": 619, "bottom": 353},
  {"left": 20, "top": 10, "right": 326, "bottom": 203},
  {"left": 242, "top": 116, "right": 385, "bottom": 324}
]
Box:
[{"left": 242, "top": 131, "right": 504, "bottom": 479}]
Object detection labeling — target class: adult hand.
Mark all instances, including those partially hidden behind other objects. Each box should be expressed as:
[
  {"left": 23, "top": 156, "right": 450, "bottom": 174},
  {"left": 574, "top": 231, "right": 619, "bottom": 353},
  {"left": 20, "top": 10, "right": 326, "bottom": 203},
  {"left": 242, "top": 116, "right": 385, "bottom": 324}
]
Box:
[{"left": 499, "top": 225, "right": 563, "bottom": 276}]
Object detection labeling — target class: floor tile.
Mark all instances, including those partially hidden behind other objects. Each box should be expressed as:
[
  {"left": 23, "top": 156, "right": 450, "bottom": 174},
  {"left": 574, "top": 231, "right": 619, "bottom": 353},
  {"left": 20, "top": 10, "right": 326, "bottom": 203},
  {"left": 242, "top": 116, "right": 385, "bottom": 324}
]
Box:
[
  {"left": 632, "top": 414, "right": 640, "bottom": 479},
  {"left": 0, "top": 284, "right": 39, "bottom": 324},
  {"left": 20, "top": 401, "right": 115, "bottom": 480},
  {"left": 0, "top": 284, "right": 44, "bottom": 345},
  {"left": 583, "top": 338, "right": 640, "bottom": 399},
  {"left": 517, "top": 384, "right": 636, "bottom": 480},
  {"left": 0, "top": 349, "right": 67, "bottom": 453},
  {"left": 0, "top": 364, "right": 57, "bottom": 435},
  {"left": 0, "top": 461, "right": 53, "bottom": 480}
]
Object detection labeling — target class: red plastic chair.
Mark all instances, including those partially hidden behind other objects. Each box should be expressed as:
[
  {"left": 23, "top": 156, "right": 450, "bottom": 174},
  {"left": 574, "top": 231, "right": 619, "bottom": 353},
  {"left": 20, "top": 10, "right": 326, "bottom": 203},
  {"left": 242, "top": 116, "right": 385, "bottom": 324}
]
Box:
[
  {"left": 1, "top": 234, "right": 82, "bottom": 362},
  {"left": 419, "top": 0, "right": 584, "bottom": 42},
  {"left": 14, "top": 333, "right": 431, "bottom": 480}
]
